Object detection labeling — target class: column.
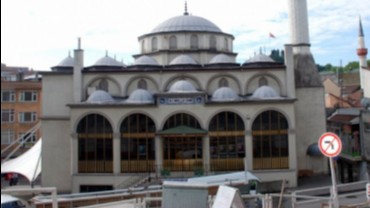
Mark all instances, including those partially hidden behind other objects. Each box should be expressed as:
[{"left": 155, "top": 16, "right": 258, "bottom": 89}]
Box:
[
  {"left": 113, "top": 132, "right": 121, "bottom": 174},
  {"left": 245, "top": 130, "right": 253, "bottom": 171},
  {"left": 155, "top": 135, "right": 163, "bottom": 176},
  {"left": 202, "top": 135, "right": 210, "bottom": 175},
  {"left": 71, "top": 133, "right": 79, "bottom": 174}
]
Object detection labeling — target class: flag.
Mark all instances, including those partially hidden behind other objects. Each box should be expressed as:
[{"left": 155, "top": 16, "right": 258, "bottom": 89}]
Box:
[{"left": 269, "top": 32, "right": 276, "bottom": 38}]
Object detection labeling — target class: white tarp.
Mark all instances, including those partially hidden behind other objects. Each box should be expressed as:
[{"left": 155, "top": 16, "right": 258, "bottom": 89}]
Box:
[
  {"left": 1, "top": 139, "right": 41, "bottom": 183},
  {"left": 187, "top": 171, "right": 260, "bottom": 186}
]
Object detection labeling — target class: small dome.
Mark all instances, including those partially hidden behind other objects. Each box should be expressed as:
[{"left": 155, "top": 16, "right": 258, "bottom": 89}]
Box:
[
  {"left": 134, "top": 56, "right": 159, "bottom": 66},
  {"left": 212, "top": 87, "right": 239, "bottom": 101},
  {"left": 209, "top": 54, "right": 234, "bottom": 64},
  {"left": 169, "top": 80, "right": 197, "bottom": 93},
  {"left": 251, "top": 86, "right": 280, "bottom": 99},
  {"left": 86, "top": 90, "right": 115, "bottom": 103},
  {"left": 169, "top": 55, "right": 198, "bottom": 65},
  {"left": 94, "top": 55, "right": 125, "bottom": 67},
  {"left": 244, "top": 54, "right": 275, "bottom": 64},
  {"left": 151, "top": 15, "right": 222, "bottom": 33},
  {"left": 56, "top": 55, "right": 74, "bottom": 67},
  {"left": 126, "top": 89, "right": 154, "bottom": 104}
]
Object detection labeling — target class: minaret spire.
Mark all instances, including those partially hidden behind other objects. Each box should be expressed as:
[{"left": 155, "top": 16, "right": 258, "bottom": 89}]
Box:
[
  {"left": 184, "top": 1, "right": 189, "bottom": 15},
  {"left": 359, "top": 16, "right": 364, "bottom": 37}
]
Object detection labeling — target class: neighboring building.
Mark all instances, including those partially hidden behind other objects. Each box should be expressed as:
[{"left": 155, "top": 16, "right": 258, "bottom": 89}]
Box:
[
  {"left": 326, "top": 17, "right": 370, "bottom": 183},
  {"left": 1, "top": 65, "right": 42, "bottom": 158},
  {"left": 323, "top": 78, "right": 362, "bottom": 109},
  {"left": 41, "top": 0, "right": 327, "bottom": 193}
]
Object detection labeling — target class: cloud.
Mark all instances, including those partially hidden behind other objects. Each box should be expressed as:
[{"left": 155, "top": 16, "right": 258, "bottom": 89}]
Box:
[{"left": 1, "top": 0, "right": 369, "bottom": 70}]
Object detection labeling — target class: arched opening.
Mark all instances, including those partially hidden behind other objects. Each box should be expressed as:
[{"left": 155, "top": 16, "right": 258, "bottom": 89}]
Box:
[
  {"left": 210, "top": 35, "right": 217, "bottom": 50},
  {"left": 77, "top": 114, "right": 113, "bottom": 173},
  {"left": 120, "top": 114, "right": 156, "bottom": 173},
  {"left": 219, "top": 78, "right": 229, "bottom": 87},
  {"left": 151, "top": 37, "right": 158, "bottom": 52},
  {"left": 258, "top": 77, "right": 268, "bottom": 87},
  {"left": 252, "top": 110, "right": 289, "bottom": 169},
  {"left": 160, "top": 113, "right": 205, "bottom": 172},
  {"left": 138, "top": 79, "right": 148, "bottom": 90},
  {"left": 224, "top": 38, "right": 228, "bottom": 51},
  {"left": 169, "top": 35, "right": 177, "bottom": 50},
  {"left": 98, "top": 79, "right": 108, "bottom": 92},
  {"left": 209, "top": 111, "right": 245, "bottom": 171},
  {"left": 190, "top": 35, "right": 199, "bottom": 49}
]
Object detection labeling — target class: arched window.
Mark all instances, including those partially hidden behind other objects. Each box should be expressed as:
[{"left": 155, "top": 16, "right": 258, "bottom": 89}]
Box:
[
  {"left": 162, "top": 113, "right": 203, "bottom": 171},
  {"left": 77, "top": 114, "right": 113, "bottom": 173},
  {"left": 98, "top": 79, "right": 108, "bottom": 92},
  {"left": 224, "top": 38, "right": 228, "bottom": 51},
  {"left": 209, "top": 112, "right": 245, "bottom": 171},
  {"left": 164, "top": 113, "right": 201, "bottom": 129},
  {"left": 191, "top": 35, "right": 199, "bottom": 49},
  {"left": 252, "top": 110, "right": 289, "bottom": 170},
  {"left": 120, "top": 114, "right": 155, "bottom": 172},
  {"left": 138, "top": 79, "right": 147, "bottom": 90},
  {"left": 210, "top": 35, "right": 217, "bottom": 50},
  {"left": 151, "top": 37, "right": 158, "bottom": 52},
  {"left": 169, "top": 36, "right": 177, "bottom": 49},
  {"left": 258, "top": 77, "right": 268, "bottom": 87},
  {"left": 141, "top": 40, "right": 145, "bottom": 53},
  {"left": 219, "top": 78, "right": 229, "bottom": 87}
]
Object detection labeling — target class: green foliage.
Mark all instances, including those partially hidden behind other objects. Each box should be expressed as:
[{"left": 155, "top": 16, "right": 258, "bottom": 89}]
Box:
[
  {"left": 269, "top": 49, "right": 284, "bottom": 63},
  {"left": 317, "top": 60, "right": 368, "bottom": 72}
]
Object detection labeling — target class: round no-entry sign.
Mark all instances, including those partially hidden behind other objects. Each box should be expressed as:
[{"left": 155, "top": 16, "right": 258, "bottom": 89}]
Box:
[{"left": 318, "top": 132, "right": 342, "bottom": 157}]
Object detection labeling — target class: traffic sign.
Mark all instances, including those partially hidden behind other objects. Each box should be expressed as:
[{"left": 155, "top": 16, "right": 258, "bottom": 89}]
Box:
[{"left": 318, "top": 132, "right": 342, "bottom": 157}]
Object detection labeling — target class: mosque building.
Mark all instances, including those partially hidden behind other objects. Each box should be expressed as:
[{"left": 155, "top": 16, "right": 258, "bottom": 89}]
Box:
[{"left": 41, "top": 0, "right": 327, "bottom": 193}]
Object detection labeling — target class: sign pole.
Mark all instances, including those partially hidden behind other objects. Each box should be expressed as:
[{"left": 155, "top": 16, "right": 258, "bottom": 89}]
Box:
[
  {"left": 329, "top": 157, "right": 339, "bottom": 208},
  {"left": 318, "top": 132, "right": 342, "bottom": 208}
]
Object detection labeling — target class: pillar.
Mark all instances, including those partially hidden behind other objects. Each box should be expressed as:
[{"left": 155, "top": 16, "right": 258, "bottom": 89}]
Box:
[
  {"left": 71, "top": 133, "right": 79, "bottom": 174},
  {"left": 245, "top": 130, "right": 253, "bottom": 171},
  {"left": 155, "top": 136, "right": 163, "bottom": 176},
  {"left": 202, "top": 135, "right": 210, "bottom": 174},
  {"left": 113, "top": 132, "right": 121, "bottom": 174}
]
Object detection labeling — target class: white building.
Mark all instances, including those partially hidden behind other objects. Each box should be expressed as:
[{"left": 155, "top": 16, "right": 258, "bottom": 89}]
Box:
[{"left": 41, "top": 1, "right": 327, "bottom": 193}]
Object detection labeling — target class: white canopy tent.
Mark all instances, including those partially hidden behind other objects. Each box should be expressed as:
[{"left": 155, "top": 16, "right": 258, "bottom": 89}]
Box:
[{"left": 1, "top": 139, "right": 42, "bottom": 184}]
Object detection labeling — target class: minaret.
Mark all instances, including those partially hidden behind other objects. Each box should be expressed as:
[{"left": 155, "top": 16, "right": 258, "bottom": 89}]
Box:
[
  {"left": 287, "top": 0, "right": 321, "bottom": 87},
  {"left": 73, "top": 38, "right": 84, "bottom": 102},
  {"left": 287, "top": 0, "right": 328, "bottom": 182},
  {"left": 357, "top": 17, "right": 369, "bottom": 99}
]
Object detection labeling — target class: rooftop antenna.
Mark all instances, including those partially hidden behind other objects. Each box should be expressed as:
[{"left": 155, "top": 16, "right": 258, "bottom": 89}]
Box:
[{"left": 184, "top": 0, "right": 189, "bottom": 15}]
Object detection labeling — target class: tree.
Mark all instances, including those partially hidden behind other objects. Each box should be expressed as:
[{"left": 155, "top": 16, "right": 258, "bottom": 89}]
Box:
[
  {"left": 269, "top": 49, "right": 284, "bottom": 63},
  {"left": 344, "top": 61, "right": 359, "bottom": 71}
]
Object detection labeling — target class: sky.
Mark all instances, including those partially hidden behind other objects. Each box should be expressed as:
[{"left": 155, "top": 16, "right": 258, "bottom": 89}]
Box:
[{"left": 1, "top": 0, "right": 369, "bottom": 71}]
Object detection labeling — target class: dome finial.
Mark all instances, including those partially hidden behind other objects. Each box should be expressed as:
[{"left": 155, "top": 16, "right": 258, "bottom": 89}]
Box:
[
  {"left": 105, "top": 50, "right": 108, "bottom": 57},
  {"left": 184, "top": 0, "right": 189, "bottom": 15}
]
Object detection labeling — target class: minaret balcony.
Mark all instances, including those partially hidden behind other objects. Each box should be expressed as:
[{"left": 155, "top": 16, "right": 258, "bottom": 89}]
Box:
[{"left": 357, "top": 48, "right": 368, "bottom": 56}]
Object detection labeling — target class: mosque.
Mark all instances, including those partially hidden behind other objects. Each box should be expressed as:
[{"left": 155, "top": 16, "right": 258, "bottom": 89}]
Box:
[{"left": 41, "top": 0, "right": 328, "bottom": 193}]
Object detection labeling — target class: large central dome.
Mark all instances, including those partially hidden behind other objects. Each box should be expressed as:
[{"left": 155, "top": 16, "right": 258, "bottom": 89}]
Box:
[{"left": 151, "top": 14, "right": 222, "bottom": 33}]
